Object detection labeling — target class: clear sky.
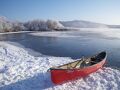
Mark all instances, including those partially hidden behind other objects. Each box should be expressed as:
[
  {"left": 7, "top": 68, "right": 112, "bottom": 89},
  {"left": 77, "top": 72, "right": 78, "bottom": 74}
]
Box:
[{"left": 0, "top": 0, "right": 120, "bottom": 25}]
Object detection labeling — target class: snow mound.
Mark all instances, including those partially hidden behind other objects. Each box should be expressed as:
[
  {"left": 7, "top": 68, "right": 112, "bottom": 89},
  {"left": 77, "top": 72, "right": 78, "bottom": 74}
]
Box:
[{"left": 0, "top": 42, "right": 120, "bottom": 90}]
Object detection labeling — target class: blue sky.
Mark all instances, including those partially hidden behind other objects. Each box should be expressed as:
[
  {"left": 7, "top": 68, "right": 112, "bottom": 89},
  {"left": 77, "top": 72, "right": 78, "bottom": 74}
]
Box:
[{"left": 0, "top": 0, "right": 120, "bottom": 25}]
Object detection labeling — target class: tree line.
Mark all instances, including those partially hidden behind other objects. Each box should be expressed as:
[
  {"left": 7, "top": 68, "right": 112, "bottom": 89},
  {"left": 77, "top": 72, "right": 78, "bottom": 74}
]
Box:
[{"left": 0, "top": 17, "right": 64, "bottom": 32}]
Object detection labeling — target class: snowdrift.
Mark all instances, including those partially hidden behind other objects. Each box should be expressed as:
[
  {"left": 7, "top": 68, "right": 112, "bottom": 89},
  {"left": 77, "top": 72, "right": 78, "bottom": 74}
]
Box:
[{"left": 0, "top": 42, "right": 120, "bottom": 90}]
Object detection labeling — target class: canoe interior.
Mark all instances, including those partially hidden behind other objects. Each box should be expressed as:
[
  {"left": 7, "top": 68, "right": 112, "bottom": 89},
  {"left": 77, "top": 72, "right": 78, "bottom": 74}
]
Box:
[{"left": 51, "top": 52, "right": 106, "bottom": 69}]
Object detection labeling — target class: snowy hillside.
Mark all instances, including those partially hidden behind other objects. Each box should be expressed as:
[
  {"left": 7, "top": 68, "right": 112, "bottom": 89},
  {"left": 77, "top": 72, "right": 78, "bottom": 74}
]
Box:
[
  {"left": 60, "top": 20, "right": 108, "bottom": 28},
  {"left": 0, "top": 42, "right": 120, "bottom": 90}
]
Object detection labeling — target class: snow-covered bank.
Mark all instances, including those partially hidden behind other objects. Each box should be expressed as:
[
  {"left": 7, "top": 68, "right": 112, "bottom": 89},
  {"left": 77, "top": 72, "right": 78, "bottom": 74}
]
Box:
[
  {"left": 0, "top": 42, "right": 120, "bottom": 90},
  {"left": 0, "top": 31, "right": 36, "bottom": 35}
]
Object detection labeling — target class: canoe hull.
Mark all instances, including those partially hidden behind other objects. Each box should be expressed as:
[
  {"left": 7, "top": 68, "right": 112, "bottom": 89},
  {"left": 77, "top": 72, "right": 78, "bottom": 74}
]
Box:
[{"left": 50, "top": 59, "right": 106, "bottom": 84}]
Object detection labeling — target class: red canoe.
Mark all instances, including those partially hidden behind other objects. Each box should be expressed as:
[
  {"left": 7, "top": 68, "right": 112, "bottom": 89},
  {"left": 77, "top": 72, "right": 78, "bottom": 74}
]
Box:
[{"left": 49, "top": 52, "right": 107, "bottom": 84}]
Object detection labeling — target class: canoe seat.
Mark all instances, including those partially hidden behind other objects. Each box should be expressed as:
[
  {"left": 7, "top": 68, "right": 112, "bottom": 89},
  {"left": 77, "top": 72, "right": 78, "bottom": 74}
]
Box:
[
  {"left": 79, "top": 59, "right": 90, "bottom": 68},
  {"left": 79, "top": 57, "right": 99, "bottom": 68}
]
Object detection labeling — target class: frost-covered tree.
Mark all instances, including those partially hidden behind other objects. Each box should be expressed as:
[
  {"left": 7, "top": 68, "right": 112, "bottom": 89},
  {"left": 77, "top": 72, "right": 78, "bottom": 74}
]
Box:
[
  {"left": 0, "top": 16, "right": 27, "bottom": 32},
  {"left": 47, "top": 20, "right": 64, "bottom": 30},
  {"left": 24, "top": 20, "right": 48, "bottom": 31},
  {"left": 0, "top": 22, "right": 4, "bottom": 32},
  {"left": 0, "top": 17, "right": 13, "bottom": 32},
  {"left": 11, "top": 22, "right": 26, "bottom": 32},
  {"left": 0, "top": 16, "right": 64, "bottom": 32},
  {"left": 24, "top": 19, "right": 64, "bottom": 31}
]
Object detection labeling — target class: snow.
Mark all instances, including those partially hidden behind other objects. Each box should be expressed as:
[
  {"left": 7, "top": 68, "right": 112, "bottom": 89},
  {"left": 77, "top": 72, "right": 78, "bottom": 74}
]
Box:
[
  {"left": 0, "top": 31, "right": 35, "bottom": 35},
  {"left": 0, "top": 42, "right": 120, "bottom": 90}
]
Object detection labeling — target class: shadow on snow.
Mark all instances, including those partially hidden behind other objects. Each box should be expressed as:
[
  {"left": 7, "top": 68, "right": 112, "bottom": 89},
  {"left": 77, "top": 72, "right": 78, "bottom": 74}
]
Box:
[{"left": 0, "top": 72, "right": 55, "bottom": 90}]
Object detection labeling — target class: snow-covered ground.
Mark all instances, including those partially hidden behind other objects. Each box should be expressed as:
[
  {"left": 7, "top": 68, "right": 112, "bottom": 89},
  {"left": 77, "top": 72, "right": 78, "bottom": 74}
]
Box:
[{"left": 0, "top": 42, "right": 120, "bottom": 90}]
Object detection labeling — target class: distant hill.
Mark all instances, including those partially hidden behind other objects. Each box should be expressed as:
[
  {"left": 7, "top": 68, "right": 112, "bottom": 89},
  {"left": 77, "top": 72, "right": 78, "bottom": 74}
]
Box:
[
  {"left": 60, "top": 20, "right": 120, "bottom": 28},
  {"left": 107, "top": 25, "right": 120, "bottom": 28},
  {"left": 60, "top": 20, "right": 108, "bottom": 28}
]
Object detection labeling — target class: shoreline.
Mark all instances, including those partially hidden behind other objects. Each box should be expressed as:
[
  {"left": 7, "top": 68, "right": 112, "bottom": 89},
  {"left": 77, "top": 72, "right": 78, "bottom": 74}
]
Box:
[{"left": 0, "top": 42, "right": 120, "bottom": 90}]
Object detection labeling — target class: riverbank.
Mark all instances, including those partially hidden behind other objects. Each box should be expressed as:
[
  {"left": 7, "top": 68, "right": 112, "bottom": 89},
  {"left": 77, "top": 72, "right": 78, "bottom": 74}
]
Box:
[{"left": 0, "top": 42, "right": 120, "bottom": 90}]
